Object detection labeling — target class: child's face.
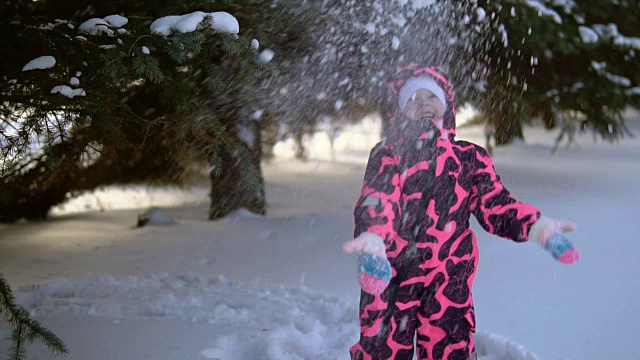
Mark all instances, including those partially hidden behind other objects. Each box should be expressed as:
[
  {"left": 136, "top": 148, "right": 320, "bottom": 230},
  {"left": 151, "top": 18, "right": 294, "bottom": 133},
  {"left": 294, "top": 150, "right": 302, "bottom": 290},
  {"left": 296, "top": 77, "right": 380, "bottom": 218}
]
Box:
[{"left": 402, "top": 89, "right": 446, "bottom": 121}]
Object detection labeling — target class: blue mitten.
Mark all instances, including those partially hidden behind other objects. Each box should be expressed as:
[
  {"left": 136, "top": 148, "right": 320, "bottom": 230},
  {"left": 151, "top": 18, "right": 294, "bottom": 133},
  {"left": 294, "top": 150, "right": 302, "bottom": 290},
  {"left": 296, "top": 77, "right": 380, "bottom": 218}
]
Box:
[
  {"left": 357, "top": 253, "right": 393, "bottom": 295},
  {"left": 343, "top": 232, "right": 393, "bottom": 295},
  {"left": 529, "top": 216, "right": 580, "bottom": 264}
]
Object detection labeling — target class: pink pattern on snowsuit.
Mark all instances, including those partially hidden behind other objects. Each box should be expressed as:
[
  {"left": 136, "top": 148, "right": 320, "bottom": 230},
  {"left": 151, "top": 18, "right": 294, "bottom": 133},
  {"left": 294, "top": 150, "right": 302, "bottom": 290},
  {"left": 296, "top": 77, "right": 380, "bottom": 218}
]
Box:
[{"left": 350, "top": 64, "right": 541, "bottom": 360}]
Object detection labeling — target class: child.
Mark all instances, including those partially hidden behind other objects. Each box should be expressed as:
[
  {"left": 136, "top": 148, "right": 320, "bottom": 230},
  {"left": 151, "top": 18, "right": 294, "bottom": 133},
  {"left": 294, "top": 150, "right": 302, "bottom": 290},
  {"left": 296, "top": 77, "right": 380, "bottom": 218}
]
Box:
[{"left": 343, "top": 64, "right": 579, "bottom": 360}]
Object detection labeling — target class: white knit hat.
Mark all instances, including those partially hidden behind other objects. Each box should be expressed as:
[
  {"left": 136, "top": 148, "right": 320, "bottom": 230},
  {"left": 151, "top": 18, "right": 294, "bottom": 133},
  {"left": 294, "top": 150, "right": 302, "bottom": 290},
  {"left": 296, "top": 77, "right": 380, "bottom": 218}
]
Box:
[{"left": 398, "top": 76, "right": 447, "bottom": 110}]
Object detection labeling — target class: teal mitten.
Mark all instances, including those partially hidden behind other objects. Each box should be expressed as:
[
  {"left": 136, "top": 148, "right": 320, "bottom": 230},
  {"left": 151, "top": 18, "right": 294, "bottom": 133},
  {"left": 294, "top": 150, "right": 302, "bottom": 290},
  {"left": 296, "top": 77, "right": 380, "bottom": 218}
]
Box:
[
  {"left": 529, "top": 216, "right": 580, "bottom": 264},
  {"left": 343, "top": 232, "right": 393, "bottom": 295}
]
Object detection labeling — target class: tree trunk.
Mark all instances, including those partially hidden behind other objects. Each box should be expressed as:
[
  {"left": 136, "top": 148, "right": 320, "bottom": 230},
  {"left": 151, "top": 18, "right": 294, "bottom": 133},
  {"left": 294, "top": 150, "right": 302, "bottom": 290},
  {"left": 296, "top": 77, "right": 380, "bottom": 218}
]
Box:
[
  {"left": 261, "top": 113, "right": 279, "bottom": 160},
  {"left": 542, "top": 105, "right": 557, "bottom": 130},
  {"left": 488, "top": 101, "right": 525, "bottom": 146},
  {"left": 292, "top": 129, "right": 307, "bottom": 160},
  {"left": 209, "top": 119, "right": 266, "bottom": 220}
]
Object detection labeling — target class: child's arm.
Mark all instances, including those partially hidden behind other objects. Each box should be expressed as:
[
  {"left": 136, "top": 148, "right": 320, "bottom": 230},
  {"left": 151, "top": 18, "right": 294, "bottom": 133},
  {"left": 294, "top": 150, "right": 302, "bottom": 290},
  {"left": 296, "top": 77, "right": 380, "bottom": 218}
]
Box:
[
  {"left": 343, "top": 142, "right": 400, "bottom": 294},
  {"left": 469, "top": 146, "right": 540, "bottom": 242},
  {"left": 469, "top": 146, "right": 579, "bottom": 264},
  {"left": 351, "top": 141, "right": 402, "bottom": 246}
]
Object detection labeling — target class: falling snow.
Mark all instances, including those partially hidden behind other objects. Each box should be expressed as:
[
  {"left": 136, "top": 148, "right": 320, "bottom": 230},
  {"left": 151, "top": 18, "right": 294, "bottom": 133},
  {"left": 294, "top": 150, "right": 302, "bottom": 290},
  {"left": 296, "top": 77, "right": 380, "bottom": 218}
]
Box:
[
  {"left": 236, "top": 123, "right": 255, "bottom": 147},
  {"left": 259, "top": 49, "right": 275, "bottom": 63}
]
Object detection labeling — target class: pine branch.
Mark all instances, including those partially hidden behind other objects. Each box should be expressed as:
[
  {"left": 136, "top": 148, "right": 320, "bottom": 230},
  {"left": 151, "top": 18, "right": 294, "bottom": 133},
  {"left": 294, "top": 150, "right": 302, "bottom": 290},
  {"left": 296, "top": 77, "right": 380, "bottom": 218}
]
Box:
[
  {"left": 209, "top": 152, "right": 222, "bottom": 177},
  {"left": 9, "top": 323, "right": 26, "bottom": 360},
  {"left": 219, "top": 34, "right": 242, "bottom": 56},
  {"left": 0, "top": 274, "right": 68, "bottom": 359},
  {"left": 183, "top": 31, "right": 206, "bottom": 55},
  {"left": 126, "top": 34, "right": 154, "bottom": 57},
  {"left": 132, "top": 55, "right": 165, "bottom": 84},
  {"left": 164, "top": 35, "right": 189, "bottom": 64},
  {"left": 202, "top": 64, "right": 227, "bottom": 92},
  {"left": 99, "top": 52, "right": 128, "bottom": 81}
]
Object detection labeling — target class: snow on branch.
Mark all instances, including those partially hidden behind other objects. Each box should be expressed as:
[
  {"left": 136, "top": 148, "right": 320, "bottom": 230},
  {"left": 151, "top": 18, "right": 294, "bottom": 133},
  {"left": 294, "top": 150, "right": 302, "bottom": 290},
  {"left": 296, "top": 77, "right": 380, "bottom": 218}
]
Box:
[
  {"left": 78, "top": 14, "right": 128, "bottom": 36},
  {"left": 51, "top": 85, "right": 86, "bottom": 98},
  {"left": 591, "top": 61, "right": 632, "bottom": 87},
  {"left": 150, "top": 11, "right": 240, "bottom": 36},
  {"left": 525, "top": 0, "right": 563, "bottom": 24},
  {"left": 578, "top": 26, "right": 598, "bottom": 44},
  {"left": 551, "top": 0, "right": 576, "bottom": 14},
  {"left": 79, "top": 19, "right": 113, "bottom": 36},
  {"left": 103, "top": 15, "right": 128, "bottom": 28},
  {"left": 627, "top": 87, "right": 640, "bottom": 95},
  {"left": 22, "top": 56, "right": 56, "bottom": 71},
  {"left": 591, "top": 24, "right": 640, "bottom": 50},
  {"left": 613, "top": 35, "right": 640, "bottom": 50}
]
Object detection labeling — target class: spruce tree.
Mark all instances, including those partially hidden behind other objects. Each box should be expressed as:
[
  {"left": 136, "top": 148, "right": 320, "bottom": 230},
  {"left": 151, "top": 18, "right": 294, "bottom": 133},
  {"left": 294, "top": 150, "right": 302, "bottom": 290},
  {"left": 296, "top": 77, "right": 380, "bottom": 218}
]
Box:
[
  {"left": 0, "top": 1, "right": 271, "bottom": 222},
  {"left": 470, "top": 0, "right": 639, "bottom": 145}
]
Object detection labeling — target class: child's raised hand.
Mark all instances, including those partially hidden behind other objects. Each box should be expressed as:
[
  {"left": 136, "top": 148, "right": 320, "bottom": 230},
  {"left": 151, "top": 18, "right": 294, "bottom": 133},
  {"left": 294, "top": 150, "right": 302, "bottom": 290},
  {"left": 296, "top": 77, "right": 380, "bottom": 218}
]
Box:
[
  {"left": 343, "top": 232, "right": 392, "bottom": 295},
  {"left": 529, "top": 216, "right": 580, "bottom": 264}
]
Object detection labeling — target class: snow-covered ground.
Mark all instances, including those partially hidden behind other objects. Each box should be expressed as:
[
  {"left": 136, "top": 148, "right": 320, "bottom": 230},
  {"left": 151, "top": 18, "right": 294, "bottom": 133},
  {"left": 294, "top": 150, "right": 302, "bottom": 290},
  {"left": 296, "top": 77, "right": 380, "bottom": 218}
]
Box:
[{"left": 1, "top": 111, "right": 639, "bottom": 360}]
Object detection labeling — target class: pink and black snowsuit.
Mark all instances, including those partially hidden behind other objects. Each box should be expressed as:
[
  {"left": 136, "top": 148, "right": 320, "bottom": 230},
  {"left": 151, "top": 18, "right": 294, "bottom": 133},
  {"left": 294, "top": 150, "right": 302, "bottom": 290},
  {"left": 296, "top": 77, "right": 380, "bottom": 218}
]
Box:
[{"left": 350, "top": 64, "right": 541, "bottom": 360}]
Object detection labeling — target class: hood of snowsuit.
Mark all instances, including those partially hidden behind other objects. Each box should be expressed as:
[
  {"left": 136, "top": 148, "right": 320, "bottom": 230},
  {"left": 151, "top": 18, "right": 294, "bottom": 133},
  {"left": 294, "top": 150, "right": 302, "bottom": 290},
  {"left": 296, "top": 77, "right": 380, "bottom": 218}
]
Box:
[{"left": 383, "top": 64, "right": 457, "bottom": 142}]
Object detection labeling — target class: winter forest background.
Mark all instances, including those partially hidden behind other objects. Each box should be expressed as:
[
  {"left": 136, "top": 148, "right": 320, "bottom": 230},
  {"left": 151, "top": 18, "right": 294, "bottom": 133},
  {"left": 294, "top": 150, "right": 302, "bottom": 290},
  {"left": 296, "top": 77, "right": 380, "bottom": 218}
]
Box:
[{"left": 1, "top": 0, "right": 639, "bottom": 359}]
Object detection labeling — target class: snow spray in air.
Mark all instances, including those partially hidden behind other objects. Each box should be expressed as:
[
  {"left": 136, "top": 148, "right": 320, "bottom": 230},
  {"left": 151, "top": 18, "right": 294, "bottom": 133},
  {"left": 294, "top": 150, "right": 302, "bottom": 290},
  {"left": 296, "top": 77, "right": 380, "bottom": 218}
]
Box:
[{"left": 261, "top": 0, "right": 523, "bottom": 131}]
